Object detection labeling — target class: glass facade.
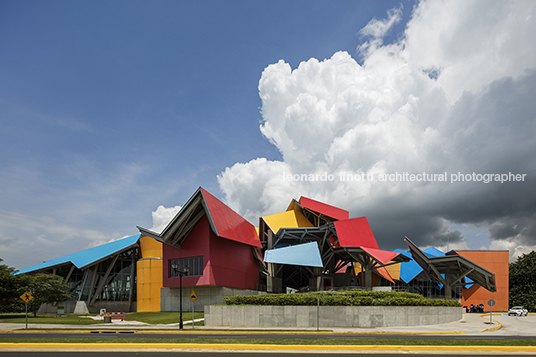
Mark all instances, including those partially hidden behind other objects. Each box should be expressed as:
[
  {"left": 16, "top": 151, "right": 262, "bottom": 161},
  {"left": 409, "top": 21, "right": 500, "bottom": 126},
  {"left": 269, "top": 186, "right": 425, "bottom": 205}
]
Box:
[
  {"left": 391, "top": 272, "right": 463, "bottom": 299},
  {"left": 51, "top": 247, "right": 138, "bottom": 302}
]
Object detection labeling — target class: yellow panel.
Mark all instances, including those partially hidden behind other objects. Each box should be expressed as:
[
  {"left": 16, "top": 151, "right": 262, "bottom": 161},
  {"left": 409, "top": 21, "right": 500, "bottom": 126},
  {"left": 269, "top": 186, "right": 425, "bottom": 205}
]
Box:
[
  {"left": 262, "top": 210, "right": 314, "bottom": 233},
  {"left": 286, "top": 199, "right": 301, "bottom": 212},
  {"left": 384, "top": 261, "right": 401, "bottom": 280},
  {"left": 136, "top": 258, "right": 163, "bottom": 312},
  {"left": 139, "top": 236, "right": 163, "bottom": 259},
  {"left": 354, "top": 261, "right": 400, "bottom": 282}
]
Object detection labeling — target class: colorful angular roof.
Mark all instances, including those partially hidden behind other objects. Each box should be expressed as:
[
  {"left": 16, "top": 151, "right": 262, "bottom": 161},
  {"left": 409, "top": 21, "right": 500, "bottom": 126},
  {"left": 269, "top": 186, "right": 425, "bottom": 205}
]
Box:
[
  {"left": 264, "top": 242, "right": 323, "bottom": 267},
  {"left": 200, "top": 188, "right": 261, "bottom": 247},
  {"left": 142, "top": 187, "right": 261, "bottom": 248},
  {"left": 333, "top": 217, "right": 379, "bottom": 249},
  {"left": 17, "top": 234, "right": 141, "bottom": 274},
  {"left": 354, "top": 262, "right": 396, "bottom": 283},
  {"left": 298, "top": 196, "right": 349, "bottom": 221},
  {"left": 394, "top": 247, "right": 448, "bottom": 283},
  {"left": 404, "top": 237, "right": 496, "bottom": 292},
  {"left": 262, "top": 210, "right": 314, "bottom": 234}
]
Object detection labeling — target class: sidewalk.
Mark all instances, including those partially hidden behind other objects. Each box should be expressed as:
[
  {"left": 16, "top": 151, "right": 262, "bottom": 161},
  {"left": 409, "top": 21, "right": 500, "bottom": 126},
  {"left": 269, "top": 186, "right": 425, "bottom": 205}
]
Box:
[{"left": 1, "top": 312, "right": 531, "bottom": 335}]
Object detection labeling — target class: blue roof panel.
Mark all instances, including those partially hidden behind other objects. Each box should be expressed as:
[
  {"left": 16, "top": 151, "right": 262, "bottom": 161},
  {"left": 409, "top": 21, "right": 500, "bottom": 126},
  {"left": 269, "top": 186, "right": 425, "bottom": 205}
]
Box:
[
  {"left": 394, "top": 247, "right": 446, "bottom": 283},
  {"left": 264, "top": 242, "right": 323, "bottom": 267},
  {"left": 16, "top": 234, "right": 141, "bottom": 274},
  {"left": 394, "top": 249, "right": 423, "bottom": 283},
  {"left": 423, "top": 246, "right": 444, "bottom": 258}
]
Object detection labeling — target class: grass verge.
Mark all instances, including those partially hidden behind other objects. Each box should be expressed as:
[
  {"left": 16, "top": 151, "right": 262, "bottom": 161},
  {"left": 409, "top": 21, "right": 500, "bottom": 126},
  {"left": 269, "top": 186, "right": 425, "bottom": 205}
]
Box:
[
  {"left": 0, "top": 312, "right": 204, "bottom": 326},
  {"left": 0, "top": 337, "right": 535, "bottom": 346}
]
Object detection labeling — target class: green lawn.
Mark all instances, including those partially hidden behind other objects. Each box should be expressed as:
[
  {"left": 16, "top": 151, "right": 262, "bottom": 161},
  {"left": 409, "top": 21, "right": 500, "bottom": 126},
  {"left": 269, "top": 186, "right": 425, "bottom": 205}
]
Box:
[
  {"left": 0, "top": 312, "right": 204, "bottom": 326},
  {"left": 0, "top": 337, "right": 535, "bottom": 346}
]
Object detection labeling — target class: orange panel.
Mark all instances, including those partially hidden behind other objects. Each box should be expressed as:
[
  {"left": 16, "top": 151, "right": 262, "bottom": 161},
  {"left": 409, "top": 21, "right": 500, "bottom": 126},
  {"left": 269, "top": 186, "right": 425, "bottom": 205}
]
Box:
[
  {"left": 454, "top": 251, "right": 509, "bottom": 312},
  {"left": 136, "top": 258, "right": 163, "bottom": 312},
  {"left": 139, "top": 236, "right": 163, "bottom": 258}
]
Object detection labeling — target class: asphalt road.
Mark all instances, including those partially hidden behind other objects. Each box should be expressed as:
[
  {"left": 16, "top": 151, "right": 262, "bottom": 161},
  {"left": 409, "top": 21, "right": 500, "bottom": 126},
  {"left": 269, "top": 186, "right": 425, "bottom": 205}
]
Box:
[{"left": 0, "top": 353, "right": 530, "bottom": 357}]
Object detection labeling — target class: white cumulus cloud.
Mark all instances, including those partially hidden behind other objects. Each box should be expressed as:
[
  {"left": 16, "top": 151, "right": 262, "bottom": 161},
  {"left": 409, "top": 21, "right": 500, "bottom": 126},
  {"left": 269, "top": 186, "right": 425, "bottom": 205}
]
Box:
[
  {"left": 150, "top": 205, "right": 182, "bottom": 234},
  {"left": 218, "top": 0, "right": 536, "bottom": 260}
]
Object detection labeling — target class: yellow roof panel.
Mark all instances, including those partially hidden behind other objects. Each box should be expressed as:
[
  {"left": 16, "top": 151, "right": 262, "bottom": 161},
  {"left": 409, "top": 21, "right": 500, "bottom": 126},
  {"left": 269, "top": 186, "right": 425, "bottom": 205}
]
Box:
[
  {"left": 384, "top": 261, "right": 401, "bottom": 280},
  {"left": 353, "top": 261, "right": 400, "bottom": 281},
  {"left": 262, "top": 210, "right": 313, "bottom": 233}
]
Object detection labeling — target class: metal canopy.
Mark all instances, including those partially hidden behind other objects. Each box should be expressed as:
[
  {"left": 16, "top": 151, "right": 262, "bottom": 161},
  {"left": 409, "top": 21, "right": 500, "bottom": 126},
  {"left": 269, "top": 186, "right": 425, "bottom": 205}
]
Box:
[
  {"left": 404, "top": 237, "right": 496, "bottom": 296},
  {"left": 272, "top": 223, "right": 409, "bottom": 289},
  {"left": 16, "top": 234, "right": 141, "bottom": 274}
]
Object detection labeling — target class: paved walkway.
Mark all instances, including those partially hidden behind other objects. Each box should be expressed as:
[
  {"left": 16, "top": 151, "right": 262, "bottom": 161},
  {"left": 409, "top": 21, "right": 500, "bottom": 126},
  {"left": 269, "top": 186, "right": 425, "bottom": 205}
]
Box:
[{"left": 1, "top": 312, "right": 533, "bottom": 335}]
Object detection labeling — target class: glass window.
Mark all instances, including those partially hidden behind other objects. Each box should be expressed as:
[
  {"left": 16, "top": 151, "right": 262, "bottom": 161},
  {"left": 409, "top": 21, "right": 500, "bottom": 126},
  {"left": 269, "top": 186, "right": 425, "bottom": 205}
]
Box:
[{"left": 169, "top": 256, "right": 203, "bottom": 278}]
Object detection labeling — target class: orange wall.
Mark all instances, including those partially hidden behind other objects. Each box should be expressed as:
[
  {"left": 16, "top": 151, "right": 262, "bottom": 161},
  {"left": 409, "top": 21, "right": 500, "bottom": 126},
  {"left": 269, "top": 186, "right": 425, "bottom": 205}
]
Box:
[
  {"left": 137, "top": 236, "right": 164, "bottom": 312},
  {"left": 454, "top": 250, "right": 509, "bottom": 312}
]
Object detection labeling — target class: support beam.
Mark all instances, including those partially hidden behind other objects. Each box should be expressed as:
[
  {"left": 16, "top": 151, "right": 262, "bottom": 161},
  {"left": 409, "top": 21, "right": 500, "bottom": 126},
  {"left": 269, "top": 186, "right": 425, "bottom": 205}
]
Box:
[
  {"left": 77, "top": 269, "right": 90, "bottom": 301},
  {"left": 90, "top": 254, "right": 119, "bottom": 306},
  {"left": 65, "top": 265, "right": 75, "bottom": 283},
  {"left": 128, "top": 250, "right": 136, "bottom": 302},
  {"left": 86, "top": 263, "right": 99, "bottom": 304},
  {"left": 452, "top": 268, "right": 474, "bottom": 286}
]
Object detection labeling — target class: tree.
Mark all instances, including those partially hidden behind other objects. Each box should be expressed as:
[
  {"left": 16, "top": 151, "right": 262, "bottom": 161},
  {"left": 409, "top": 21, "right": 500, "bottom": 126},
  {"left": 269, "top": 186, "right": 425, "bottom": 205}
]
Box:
[
  {"left": 509, "top": 251, "right": 536, "bottom": 312},
  {"left": 0, "top": 258, "right": 73, "bottom": 315},
  {"left": 0, "top": 259, "right": 26, "bottom": 312},
  {"left": 22, "top": 273, "right": 73, "bottom": 317}
]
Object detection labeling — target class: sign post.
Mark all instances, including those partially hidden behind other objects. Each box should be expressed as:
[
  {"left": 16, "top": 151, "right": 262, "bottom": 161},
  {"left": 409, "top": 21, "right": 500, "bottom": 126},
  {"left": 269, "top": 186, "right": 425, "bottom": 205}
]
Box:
[
  {"left": 20, "top": 292, "right": 34, "bottom": 329},
  {"left": 190, "top": 290, "right": 197, "bottom": 329},
  {"left": 488, "top": 299, "right": 495, "bottom": 325}
]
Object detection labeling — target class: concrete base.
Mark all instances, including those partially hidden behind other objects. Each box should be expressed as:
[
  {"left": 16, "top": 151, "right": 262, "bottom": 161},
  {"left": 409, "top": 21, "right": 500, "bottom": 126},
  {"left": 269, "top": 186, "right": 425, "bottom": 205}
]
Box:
[
  {"left": 73, "top": 301, "right": 90, "bottom": 315},
  {"left": 204, "top": 305, "right": 463, "bottom": 328}
]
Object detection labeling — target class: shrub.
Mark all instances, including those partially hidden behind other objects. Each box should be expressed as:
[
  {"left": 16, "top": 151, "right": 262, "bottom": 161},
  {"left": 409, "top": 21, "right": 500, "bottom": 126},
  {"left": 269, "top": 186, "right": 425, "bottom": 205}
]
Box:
[{"left": 223, "top": 290, "right": 461, "bottom": 307}]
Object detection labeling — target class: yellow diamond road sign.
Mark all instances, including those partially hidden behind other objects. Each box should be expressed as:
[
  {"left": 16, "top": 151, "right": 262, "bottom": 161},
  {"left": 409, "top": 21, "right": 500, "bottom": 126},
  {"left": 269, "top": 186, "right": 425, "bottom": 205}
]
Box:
[
  {"left": 20, "top": 292, "right": 33, "bottom": 303},
  {"left": 190, "top": 290, "right": 197, "bottom": 303}
]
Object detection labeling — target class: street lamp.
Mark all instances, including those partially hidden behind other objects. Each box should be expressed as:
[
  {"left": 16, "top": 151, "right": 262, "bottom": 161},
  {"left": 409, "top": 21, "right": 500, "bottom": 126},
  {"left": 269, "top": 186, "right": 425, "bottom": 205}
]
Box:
[{"left": 171, "top": 263, "right": 190, "bottom": 329}]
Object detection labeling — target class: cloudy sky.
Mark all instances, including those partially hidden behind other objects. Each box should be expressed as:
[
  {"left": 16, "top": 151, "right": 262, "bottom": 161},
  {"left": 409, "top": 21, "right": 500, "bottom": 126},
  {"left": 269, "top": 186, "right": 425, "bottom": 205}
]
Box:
[{"left": 1, "top": 0, "right": 535, "bottom": 270}]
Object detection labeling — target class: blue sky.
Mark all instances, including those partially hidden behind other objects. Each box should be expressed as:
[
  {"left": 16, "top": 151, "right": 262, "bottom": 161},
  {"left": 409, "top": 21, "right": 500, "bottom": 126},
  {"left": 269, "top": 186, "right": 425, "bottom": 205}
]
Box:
[{"left": 1, "top": 0, "right": 535, "bottom": 270}]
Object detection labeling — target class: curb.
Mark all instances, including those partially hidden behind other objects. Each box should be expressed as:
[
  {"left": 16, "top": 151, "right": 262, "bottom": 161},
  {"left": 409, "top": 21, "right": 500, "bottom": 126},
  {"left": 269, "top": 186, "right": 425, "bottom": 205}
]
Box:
[
  {"left": 478, "top": 314, "right": 503, "bottom": 333},
  {"left": 480, "top": 319, "right": 502, "bottom": 333}
]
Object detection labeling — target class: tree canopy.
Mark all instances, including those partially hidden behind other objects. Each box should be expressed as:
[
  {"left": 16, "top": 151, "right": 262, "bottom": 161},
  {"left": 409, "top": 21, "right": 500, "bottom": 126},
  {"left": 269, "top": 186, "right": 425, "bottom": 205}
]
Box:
[
  {"left": 0, "top": 259, "right": 25, "bottom": 311},
  {"left": 0, "top": 259, "right": 72, "bottom": 314},
  {"left": 509, "top": 251, "right": 536, "bottom": 312}
]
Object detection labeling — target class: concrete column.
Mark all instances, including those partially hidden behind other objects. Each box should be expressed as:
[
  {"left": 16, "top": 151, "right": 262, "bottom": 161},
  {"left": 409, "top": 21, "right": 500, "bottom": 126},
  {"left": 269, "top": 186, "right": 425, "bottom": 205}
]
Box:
[
  {"left": 444, "top": 274, "right": 453, "bottom": 300},
  {"left": 267, "top": 262, "right": 282, "bottom": 293},
  {"left": 309, "top": 267, "right": 323, "bottom": 291},
  {"left": 365, "top": 266, "right": 372, "bottom": 290}
]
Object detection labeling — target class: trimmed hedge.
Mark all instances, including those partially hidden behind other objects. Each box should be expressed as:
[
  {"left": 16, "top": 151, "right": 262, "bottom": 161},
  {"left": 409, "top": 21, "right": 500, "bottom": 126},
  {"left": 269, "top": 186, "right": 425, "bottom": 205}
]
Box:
[{"left": 223, "top": 290, "right": 461, "bottom": 307}]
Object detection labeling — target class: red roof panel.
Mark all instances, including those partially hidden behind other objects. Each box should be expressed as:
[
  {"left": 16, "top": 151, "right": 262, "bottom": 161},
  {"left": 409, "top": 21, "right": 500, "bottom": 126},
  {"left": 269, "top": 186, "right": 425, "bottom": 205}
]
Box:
[
  {"left": 200, "top": 188, "right": 262, "bottom": 248},
  {"left": 361, "top": 246, "right": 399, "bottom": 265},
  {"left": 299, "top": 196, "right": 349, "bottom": 221},
  {"left": 333, "top": 217, "right": 379, "bottom": 249}
]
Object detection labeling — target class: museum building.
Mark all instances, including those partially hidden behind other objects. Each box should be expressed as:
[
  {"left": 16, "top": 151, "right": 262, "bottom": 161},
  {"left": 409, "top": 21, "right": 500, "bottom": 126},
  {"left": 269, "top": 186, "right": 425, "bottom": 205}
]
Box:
[{"left": 17, "top": 187, "right": 509, "bottom": 314}]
